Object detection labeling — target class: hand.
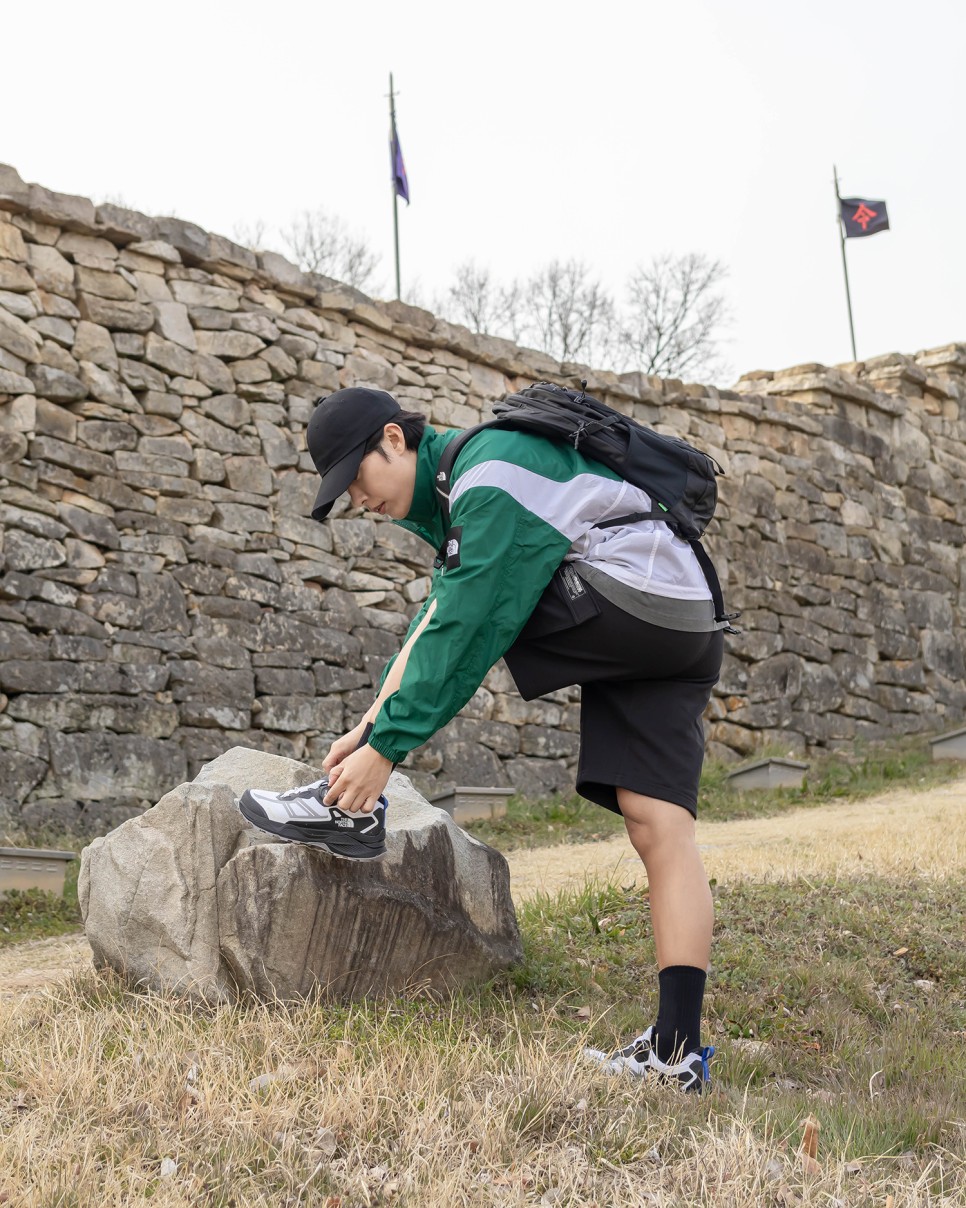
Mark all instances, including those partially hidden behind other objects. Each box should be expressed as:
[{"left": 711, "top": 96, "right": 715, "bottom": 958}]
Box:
[
  {"left": 322, "top": 719, "right": 372, "bottom": 775},
  {"left": 323, "top": 744, "right": 392, "bottom": 814}
]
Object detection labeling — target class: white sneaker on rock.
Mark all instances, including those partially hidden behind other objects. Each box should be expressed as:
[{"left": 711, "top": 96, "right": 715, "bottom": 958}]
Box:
[{"left": 238, "top": 777, "right": 388, "bottom": 860}]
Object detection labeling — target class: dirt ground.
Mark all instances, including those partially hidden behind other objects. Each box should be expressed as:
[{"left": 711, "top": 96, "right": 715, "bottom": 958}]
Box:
[
  {"left": 2, "top": 773, "right": 964, "bottom": 1002},
  {"left": 508, "top": 772, "right": 966, "bottom": 898}
]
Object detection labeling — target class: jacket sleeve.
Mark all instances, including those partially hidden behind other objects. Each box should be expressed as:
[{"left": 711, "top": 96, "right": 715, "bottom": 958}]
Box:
[
  {"left": 366, "top": 481, "right": 573, "bottom": 764},
  {"left": 377, "top": 593, "right": 434, "bottom": 689}
]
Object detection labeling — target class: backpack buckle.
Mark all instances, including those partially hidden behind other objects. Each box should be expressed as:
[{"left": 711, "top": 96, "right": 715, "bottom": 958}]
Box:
[{"left": 718, "top": 610, "right": 742, "bottom": 636}]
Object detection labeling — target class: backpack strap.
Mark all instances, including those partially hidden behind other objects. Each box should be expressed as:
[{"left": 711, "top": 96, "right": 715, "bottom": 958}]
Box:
[
  {"left": 602, "top": 516, "right": 741, "bottom": 633},
  {"left": 689, "top": 538, "right": 742, "bottom": 634},
  {"left": 599, "top": 510, "right": 740, "bottom": 632},
  {"left": 596, "top": 509, "right": 663, "bottom": 529},
  {"left": 432, "top": 422, "right": 495, "bottom": 568}
]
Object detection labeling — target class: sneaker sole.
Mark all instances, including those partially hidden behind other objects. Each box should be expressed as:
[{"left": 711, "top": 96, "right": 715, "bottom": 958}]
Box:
[{"left": 237, "top": 797, "right": 387, "bottom": 860}]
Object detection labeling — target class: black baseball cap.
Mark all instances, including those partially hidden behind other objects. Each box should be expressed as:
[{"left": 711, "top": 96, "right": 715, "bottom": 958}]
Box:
[{"left": 306, "top": 387, "right": 402, "bottom": 521}]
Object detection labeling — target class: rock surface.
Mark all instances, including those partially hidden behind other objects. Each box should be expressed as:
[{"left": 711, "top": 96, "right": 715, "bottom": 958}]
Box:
[{"left": 78, "top": 746, "right": 522, "bottom": 1002}]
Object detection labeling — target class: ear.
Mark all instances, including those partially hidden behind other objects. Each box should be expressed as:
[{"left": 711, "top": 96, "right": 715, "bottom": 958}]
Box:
[{"left": 383, "top": 422, "right": 406, "bottom": 453}]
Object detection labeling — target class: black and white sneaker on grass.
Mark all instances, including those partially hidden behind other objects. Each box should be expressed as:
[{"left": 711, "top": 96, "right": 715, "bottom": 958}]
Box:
[
  {"left": 583, "top": 1026, "right": 714, "bottom": 1093},
  {"left": 238, "top": 777, "right": 388, "bottom": 860}
]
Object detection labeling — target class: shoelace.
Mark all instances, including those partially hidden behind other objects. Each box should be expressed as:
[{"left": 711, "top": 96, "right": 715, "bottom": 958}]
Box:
[{"left": 277, "top": 778, "right": 328, "bottom": 800}]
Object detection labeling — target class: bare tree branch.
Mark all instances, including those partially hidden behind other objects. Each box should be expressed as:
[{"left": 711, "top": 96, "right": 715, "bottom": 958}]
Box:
[
  {"left": 439, "top": 261, "right": 526, "bottom": 343},
  {"left": 519, "top": 260, "right": 619, "bottom": 366},
  {"left": 279, "top": 208, "right": 381, "bottom": 291},
  {"left": 231, "top": 218, "right": 269, "bottom": 252},
  {"left": 620, "top": 253, "right": 730, "bottom": 380},
  {"left": 438, "top": 251, "right": 730, "bottom": 382}
]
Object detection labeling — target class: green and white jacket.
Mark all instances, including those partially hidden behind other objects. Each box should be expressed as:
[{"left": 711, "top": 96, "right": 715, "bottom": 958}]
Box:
[{"left": 366, "top": 425, "right": 719, "bottom": 766}]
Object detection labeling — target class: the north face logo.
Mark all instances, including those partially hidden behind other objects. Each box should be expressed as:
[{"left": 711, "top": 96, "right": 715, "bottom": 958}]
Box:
[{"left": 435, "top": 524, "right": 463, "bottom": 571}]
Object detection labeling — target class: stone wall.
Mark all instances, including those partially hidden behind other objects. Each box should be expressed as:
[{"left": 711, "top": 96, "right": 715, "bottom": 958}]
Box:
[{"left": 1, "top": 163, "right": 964, "bottom": 834}]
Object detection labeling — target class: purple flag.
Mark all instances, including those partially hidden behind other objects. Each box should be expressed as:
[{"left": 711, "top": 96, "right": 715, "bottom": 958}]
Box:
[{"left": 390, "top": 116, "right": 410, "bottom": 204}]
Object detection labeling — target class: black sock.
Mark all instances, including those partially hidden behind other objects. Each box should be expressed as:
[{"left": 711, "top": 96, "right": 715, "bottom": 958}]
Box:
[{"left": 653, "top": 965, "right": 707, "bottom": 1063}]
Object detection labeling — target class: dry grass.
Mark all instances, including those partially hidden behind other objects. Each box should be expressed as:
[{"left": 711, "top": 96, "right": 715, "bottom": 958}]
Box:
[
  {"left": 506, "top": 777, "right": 966, "bottom": 900},
  {"left": 0, "top": 971, "right": 962, "bottom": 1207},
  {"left": 1, "top": 777, "right": 964, "bottom": 1205}
]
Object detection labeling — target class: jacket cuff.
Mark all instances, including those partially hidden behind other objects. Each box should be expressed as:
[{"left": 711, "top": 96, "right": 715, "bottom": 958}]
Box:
[{"left": 368, "top": 732, "right": 409, "bottom": 765}]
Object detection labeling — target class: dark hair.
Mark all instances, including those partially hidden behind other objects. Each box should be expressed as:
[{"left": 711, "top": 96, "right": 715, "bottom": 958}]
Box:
[{"left": 362, "top": 410, "right": 427, "bottom": 459}]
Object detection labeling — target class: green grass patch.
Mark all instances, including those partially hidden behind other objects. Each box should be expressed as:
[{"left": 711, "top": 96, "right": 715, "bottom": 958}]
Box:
[
  {"left": 698, "top": 735, "right": 964, "bottom": 824},
  {"left": 463, "top": 790, "right": 627, "bottom": 850},
  {"left": 513, "top": 871, "right": 966, "bottom": 1162},
  {"left": 466, "top": 736, "right": 965, "bottom": 850},
  {"left": 0, "top": 840, "right": 83, "bottom": 947}
]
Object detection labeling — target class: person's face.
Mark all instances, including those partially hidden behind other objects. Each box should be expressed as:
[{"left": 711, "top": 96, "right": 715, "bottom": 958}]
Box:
[{"left": 346, "top": 423, "right": 417, "bottom": 519}]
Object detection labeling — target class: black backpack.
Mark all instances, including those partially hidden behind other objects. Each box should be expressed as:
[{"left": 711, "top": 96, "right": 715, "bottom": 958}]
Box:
[{"left": 433, "top": 380, "right": 740, "bottom": 632}]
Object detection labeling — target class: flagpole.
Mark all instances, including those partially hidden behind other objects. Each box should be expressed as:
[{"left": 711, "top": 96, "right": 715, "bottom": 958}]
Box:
[
  {"left": 833, "top": 164, "right": 857, "bottom": 361},
  {"left": 390, "top": 73, "right": 401, "bottom": 301}
]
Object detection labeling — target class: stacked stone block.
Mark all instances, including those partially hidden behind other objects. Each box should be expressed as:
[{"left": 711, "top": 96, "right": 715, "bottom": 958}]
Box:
[{"left": 0, "top": 163, "right": 963, "bottom": 834}]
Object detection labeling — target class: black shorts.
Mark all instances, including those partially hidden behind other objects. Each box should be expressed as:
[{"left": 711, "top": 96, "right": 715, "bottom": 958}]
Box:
[{"left": 503, "top": 573, "right": 723, "bottom": 818}]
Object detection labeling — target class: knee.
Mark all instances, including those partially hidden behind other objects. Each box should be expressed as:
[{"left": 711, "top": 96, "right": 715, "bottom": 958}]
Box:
[
  {"left": 624, "top": 820, "right": 657, "bottom": 865},
  {"left": 618, "top": 789, "right": 695, "bottom": 860}
]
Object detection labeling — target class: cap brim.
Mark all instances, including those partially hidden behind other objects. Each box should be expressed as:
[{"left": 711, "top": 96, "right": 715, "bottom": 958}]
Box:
[{"left": 311, "top": 441, "right": 366, "bottom": 521}]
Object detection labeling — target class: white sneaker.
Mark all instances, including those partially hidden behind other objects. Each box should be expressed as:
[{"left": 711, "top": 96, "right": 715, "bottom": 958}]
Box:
[
  {"left": 584, "top": 1026, "right": 714, "bottom": 1093},
  {"left": 238, "top": 777, "right": 388, "bottom": 860}
]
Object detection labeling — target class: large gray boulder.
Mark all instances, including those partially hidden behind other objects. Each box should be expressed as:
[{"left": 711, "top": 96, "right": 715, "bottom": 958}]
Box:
[{"left": 78, "top": 746, "right": 522, "bottom": 1001}]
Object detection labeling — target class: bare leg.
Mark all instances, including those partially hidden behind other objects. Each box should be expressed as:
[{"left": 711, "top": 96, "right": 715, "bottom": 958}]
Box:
[{"left": 616, "top": 788, "right": 712, "bottom": 971}]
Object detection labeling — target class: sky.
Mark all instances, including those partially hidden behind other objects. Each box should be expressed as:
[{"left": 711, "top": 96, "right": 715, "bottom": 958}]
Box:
[{"left": 3, "top": 0, "right": 962, "bottom": 386}]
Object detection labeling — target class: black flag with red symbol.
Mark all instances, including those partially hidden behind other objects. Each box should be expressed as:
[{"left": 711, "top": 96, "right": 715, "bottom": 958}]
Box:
[{"left": 839, "top": 197, "right": 890, "bottom": 238}]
